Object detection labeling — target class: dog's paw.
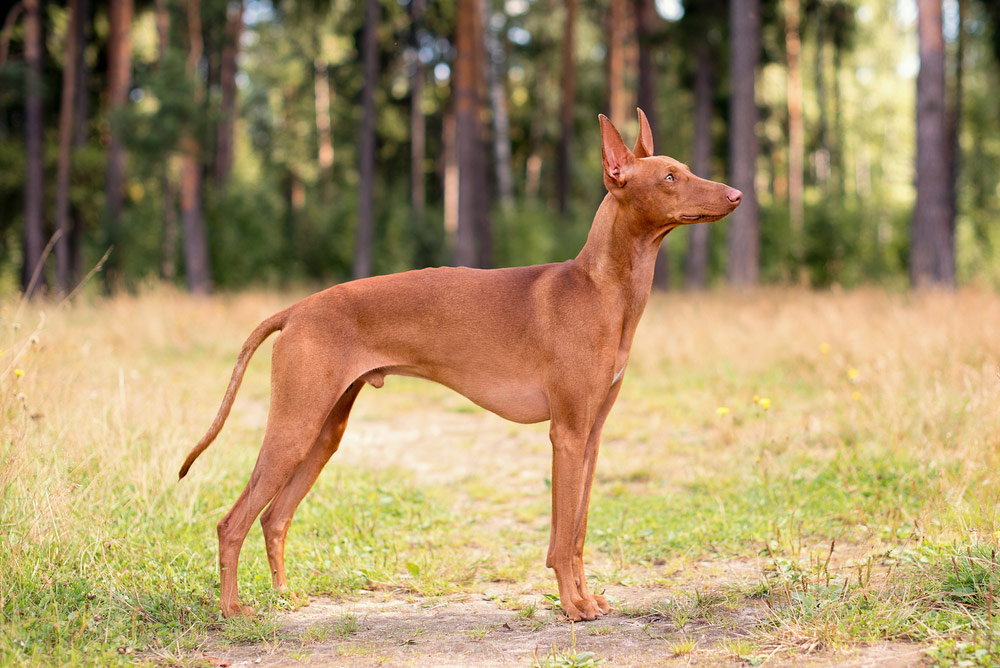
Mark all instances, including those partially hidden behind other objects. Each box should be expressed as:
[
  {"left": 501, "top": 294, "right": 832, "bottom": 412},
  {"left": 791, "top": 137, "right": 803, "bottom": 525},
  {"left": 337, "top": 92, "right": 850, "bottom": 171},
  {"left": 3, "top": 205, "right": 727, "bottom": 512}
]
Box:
[
  {"left": 221, "top": 603, "right": 255, "bottom": 619},
  {"left": 592, "top": 594, "right": 612, "bottom": 615},
  {"left": 564, "top": 597, "right": 602, "bottom": 621}
]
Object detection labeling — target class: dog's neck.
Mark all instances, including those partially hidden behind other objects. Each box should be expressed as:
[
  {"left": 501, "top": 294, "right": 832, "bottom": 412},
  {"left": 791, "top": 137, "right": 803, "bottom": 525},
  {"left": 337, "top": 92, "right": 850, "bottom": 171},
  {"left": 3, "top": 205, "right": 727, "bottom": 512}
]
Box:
[{"left": 574, "top": 193, "right": 675, "bottom": 348}]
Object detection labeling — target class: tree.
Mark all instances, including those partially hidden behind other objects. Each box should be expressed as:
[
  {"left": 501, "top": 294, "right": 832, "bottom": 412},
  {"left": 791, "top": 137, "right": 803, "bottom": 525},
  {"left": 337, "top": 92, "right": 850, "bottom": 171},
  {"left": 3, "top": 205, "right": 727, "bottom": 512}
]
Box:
[
  {"left": 454, "top": 0, "right": 491, "bottom": 267},
  {"left": 684, "top": 39, "right": 715, "bottom": 288},
  {"left": 556, "top": 0, "right": 577, "bottom": 215},
  {"left": 216, "top": 0, "right": 242, "bottom": 189},
  {"left": 22, "top": 0, "right": 44, "bottom": 296},
  {"left": 785, "top": 0, "right": 804, "bottom": 265},
  {"left": 55, "top": 0, "right": 87, "bottom": 295},
  {"left": 103, "top": 0, "right": 134, "bottom": 289},
  {"left": 181, "top": 0, "right": 212, "bottom": 293},
  {"left": 910, "top": 0, "right": 954, "bottom": 287},
  {"left": 727, "top": 0, "right": 761, "bottom": 286},
  {"left": 355, "top": 0, "right": 377, "bottom": 278}
]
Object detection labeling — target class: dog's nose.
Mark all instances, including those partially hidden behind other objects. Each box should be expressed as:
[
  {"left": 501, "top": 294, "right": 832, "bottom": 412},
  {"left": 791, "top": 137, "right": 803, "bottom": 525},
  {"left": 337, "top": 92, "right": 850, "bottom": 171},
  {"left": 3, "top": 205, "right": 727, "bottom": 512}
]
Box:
[{"left": 727, "top": 189, "right": 743, "bottom": 204}]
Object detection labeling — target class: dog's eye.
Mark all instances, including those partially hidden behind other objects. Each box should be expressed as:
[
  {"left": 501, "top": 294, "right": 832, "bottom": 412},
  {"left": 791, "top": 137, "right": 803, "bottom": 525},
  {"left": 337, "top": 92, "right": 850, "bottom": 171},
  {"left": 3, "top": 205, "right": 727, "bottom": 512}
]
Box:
[{"left": 664, "top": 174, "right": 675, "bottom": 182}]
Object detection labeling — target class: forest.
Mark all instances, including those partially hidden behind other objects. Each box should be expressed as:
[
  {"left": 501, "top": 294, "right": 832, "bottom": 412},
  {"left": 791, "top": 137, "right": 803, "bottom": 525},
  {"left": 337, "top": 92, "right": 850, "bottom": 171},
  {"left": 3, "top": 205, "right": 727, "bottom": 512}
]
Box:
[{"left": 1, "top": 0, "right": 999, "bottom": 296}]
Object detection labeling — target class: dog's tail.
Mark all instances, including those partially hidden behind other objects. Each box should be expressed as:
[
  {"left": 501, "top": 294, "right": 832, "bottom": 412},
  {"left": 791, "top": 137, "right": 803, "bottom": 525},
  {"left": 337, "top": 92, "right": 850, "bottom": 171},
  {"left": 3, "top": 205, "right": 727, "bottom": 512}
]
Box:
[{"left": 178, "top": 309, "right": 289, "bottom": 480}]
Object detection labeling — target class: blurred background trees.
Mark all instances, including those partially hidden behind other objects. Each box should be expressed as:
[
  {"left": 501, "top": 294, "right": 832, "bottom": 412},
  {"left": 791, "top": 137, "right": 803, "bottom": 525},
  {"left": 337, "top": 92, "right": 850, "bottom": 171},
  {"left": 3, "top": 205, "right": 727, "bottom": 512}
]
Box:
[{"left": 0, "top": 0, "right": 998, "bottom": 296}]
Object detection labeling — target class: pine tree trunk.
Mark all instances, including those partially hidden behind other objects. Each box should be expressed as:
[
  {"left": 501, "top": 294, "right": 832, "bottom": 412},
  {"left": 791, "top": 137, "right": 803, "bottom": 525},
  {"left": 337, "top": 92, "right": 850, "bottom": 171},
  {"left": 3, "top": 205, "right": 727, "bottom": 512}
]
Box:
[
  {"left": 181, "top": 0, "right": 211, "bottom": 293},
  {"left": 314, "top": 57, "right": 334, "bottom": 187},
  {"left": 216, "top": 0, "right": 242, "bottom": 189},
  {"left": 911, "top": 0, "right": 954, "bottom": 288},
  {"left": 726, "top": 0, "right": 760, "bottom": 287},
  {"left": 556, "top": 0, "right": 577, "bottom": 216},
  {"left": 22, "top": 0, "right": 45, "bottom": 296},
  {"left": 607, "top": 0, "right": 629, "bottom": 127},
  {"left": 156, "top": 0, "right": 178, "bottom": 281},
  {"left": 685, "top": 40, "right": 714, "bottom": 289},
  {"left": 410, "top": 0, "right": 428, "bottom": 264},
  {"left": 69, "top": 0, "right": 91, "bottom": 284},
  {"left": 484, "top": 1, "right": 513, "bottom": 210},
  {"left": 785, "top": 0, "right": 804, "bottom": 265},
  {"left": 454, "top": 0, "right": 491, "bottom": 267},
  {"left": 102, "top": 0, "right": 134, "bottom": 291},
  {"left": 355, "top": 0, "right": 378, "bottom": 279},
  {"left": 55, "top": 0, "right": 84, "bottom": 295}
]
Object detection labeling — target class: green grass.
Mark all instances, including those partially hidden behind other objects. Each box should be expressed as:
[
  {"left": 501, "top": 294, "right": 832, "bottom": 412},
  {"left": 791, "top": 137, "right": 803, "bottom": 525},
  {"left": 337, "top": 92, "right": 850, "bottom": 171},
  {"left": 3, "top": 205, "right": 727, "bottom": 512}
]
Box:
[{"left": 3, "top": 286, "right": 1000, "bottom": 665}]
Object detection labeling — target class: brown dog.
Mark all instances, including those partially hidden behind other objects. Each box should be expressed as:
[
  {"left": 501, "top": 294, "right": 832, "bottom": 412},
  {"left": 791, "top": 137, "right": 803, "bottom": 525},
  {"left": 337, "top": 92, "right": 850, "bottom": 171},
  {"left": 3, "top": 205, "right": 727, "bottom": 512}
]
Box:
[{"left": 179, "top": 109, "right": 741, "bottom": 621}]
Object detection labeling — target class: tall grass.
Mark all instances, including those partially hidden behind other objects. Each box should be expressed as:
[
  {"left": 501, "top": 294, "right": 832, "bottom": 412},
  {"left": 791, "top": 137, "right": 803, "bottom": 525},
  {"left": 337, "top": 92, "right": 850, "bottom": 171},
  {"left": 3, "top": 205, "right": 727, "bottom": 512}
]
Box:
[{"left": 1, "top": 286, "right": 999, "bottom": 665}]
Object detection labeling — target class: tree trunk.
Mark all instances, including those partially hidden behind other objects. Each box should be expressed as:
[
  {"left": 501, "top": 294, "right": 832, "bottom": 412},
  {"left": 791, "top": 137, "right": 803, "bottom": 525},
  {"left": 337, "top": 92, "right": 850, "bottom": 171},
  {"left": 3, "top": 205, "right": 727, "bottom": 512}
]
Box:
[
  {"left": 181, "top": 0, "right": 211, "bottom": 293},
  {"left": 685, "top": 40, "right": 714, "bottom": 289},
  {"left": 785, "top": 0, "right": 804, "bottom": 264},
  {"left": 355, "top": 0, "right": 378, "bottom": 279},
  {"left": 410, "top": 0, "right": 428, "bottom": 264},
  {"left": 69, "top": 0, "right": 91, "bottom": 285},
  {"left": 726, "top": 0, "right": 760, "bottom": 287},
  {"left": 22, "top": 0, "right": 44, "bottom": 296},
  {"left": 156, "top": 0, "right": 178, "bottom": 281},
  {"left": 947, "top": 0, "right": 964, "bottom": 249},
  {"left": 102, "top": 0, "right": 134, "bottom": 291},
  {"left": 634, "top": 0, "right": 668, "bottom": 289},
  {"left": 442, "top": 107, "right": 458, "bottom": 247},
  {"left": 55, "top": 0, "right": 84, "bottom": 295},
  {"left": 484, "top": 1, "right": 513, "bottom": 211},
  {"left": 556, "top": 0, "right": 577, "bottom": 215},
  {"left": 314, "top": 56, "right": 334, "bottom": 188},
  {"left": 454, "top": 0, "right": 491, "bottom": 267},
  {"left": 910, "top": 0, "right": 954, "bottom": 288},
  {"left": 216, "top": 0, "right": 242, "bottom": 189},
  {"left": 607, "top": 0, "right": 629, "bottom": 127}
]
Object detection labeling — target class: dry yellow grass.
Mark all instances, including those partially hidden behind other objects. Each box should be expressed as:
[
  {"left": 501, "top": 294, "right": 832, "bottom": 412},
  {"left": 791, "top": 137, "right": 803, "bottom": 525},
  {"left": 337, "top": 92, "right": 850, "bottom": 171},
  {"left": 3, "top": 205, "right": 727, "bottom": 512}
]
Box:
[{"left": 2, "top": 285, "right": 999, "bottom": 666}]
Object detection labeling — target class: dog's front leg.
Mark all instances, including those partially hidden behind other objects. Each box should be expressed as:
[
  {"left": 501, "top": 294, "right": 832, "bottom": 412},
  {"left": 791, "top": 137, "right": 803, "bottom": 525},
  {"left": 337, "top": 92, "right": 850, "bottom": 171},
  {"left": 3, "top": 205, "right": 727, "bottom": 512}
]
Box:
[
  {"left": 547, "top": 416, "right": 602, "bottom": 621},
  {"left": 569, "top": 380, "right": 623, "bottom": 616}
]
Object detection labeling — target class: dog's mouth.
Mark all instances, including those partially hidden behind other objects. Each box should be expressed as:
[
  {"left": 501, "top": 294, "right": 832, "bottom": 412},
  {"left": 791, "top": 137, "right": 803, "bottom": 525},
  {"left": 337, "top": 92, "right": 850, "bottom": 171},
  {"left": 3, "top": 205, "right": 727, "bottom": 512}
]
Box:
[{"left": 679, "top": 213, "right": 726, "bottom": 223}]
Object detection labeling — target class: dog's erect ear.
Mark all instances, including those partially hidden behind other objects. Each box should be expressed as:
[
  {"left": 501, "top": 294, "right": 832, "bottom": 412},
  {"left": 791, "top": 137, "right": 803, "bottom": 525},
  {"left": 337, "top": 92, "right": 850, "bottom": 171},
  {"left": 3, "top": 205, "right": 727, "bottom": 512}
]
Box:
[
  {"left": 633, "top": 108, "right": 654, "bottom": 158},
  {"left": 599, "top": 114, "right": 635, "bottom": 188}
]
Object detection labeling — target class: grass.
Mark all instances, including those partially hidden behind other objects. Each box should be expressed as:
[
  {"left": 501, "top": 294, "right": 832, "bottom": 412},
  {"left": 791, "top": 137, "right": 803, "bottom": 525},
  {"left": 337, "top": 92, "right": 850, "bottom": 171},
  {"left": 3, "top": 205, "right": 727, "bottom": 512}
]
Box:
[{"left": 2, "top": 286, "right": 1000, "bottom": 665}]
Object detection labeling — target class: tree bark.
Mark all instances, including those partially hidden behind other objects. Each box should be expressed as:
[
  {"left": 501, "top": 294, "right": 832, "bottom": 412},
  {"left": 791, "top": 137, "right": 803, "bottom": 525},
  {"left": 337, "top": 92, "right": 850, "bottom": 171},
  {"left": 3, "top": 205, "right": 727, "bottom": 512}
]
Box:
[
  {"left": 181, "top": 0, "right": 211, "bottom": 293},
  {"left": 102, "top": 0, "right": 134, "bottom": 290},
  {"left": 726, "top": 0, "right": 760, "bottom": 287},
  {"left": 556, "top": 0, "right": 577, "bottom": 215},
  {"left": 314, "top": 57, "right": 334, "bottom": 183},
  {"left": 785, "top": 0, "right": 804, "bottom": 263},
  {"left": 156, "top": 0, "right": 178, "bottom": 281},
  {"left": 355, "top": 0, "right": 378, "bottom": 279},
  {"left": 22, "top": 0, "right": 44, "bottom": 296},
  {"left": 910, "top": 0, "right": 954, "bottom": 288},
  {"left": 216, "top": 0, "right": 242, "bottom": 189},
  {"left": 55, "top": 0, "right": 85, "bottom": 295},
  {"left": 410, "top": 0, "right": 427, "bottom": 263},
  {"left": 685, "top": 40, "right": 714, "bottom": 289},
  {"left": 454, "top": 0, "right": 491, "bottom": 267},
  {"left": 607, "top": 0, "right": 629, "bottom": 127},
  {"left": 484, "top": 1, "right": 513, "bottom": 210}
]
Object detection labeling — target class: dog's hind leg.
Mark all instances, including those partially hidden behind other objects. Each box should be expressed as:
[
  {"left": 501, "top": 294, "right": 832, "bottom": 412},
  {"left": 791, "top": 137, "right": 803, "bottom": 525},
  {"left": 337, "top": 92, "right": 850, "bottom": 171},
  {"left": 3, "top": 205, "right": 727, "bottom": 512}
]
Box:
[
  {"left": 260, "top": 380, "right": 363, "bottom": 592},
  {"left": 216, "top": 335, "right": 352, "bottom": 618}
]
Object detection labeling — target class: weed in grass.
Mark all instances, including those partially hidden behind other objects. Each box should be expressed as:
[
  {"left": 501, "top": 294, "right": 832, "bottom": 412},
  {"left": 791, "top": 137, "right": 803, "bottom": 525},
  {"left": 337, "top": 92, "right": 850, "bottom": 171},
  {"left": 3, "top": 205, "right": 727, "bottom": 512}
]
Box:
[
  {"left": 533, "top": 623, "right": 604, "bottom": 668},
  {"left": 220, "top": 615, "right": 282, "bottom": 644},
  {"left": 723, "top": 638, "right": 764, "bottom": 665},
  {"left": 586, "top": 624, "right": 614, "bottom": 636},
  {"left": 465, "top": 623, "right": 497, "bottom": 640},
  {"left": 668, "top": 635, "right": 697, "bottom": 656},
  {"left": 518, "top": 601, "right": 538, "bottom": 619},
  {"left": 330, "top": 613, "right": 359, "bottom": 639}
]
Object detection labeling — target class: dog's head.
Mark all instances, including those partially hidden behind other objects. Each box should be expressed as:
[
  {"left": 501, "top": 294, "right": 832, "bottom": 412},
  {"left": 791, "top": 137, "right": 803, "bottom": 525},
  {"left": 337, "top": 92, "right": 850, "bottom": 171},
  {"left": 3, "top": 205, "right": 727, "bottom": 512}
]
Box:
[{"left": 599, "top": 109, "right": 742, "bottom": 228}]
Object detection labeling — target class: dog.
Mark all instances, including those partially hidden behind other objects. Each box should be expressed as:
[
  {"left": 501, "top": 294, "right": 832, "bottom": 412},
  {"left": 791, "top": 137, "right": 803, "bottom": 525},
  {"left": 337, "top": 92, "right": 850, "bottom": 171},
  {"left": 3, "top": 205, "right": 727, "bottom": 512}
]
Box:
[{"left": 179, "top": 109, "right": 741, "bottom": 621}]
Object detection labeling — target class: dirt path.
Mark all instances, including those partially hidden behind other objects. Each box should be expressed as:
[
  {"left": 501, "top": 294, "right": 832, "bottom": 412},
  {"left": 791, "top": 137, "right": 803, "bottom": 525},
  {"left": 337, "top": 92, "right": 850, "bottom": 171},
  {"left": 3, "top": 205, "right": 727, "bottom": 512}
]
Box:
[
  {"left": 195, "top": 587, "right": 924, "bottom": 667},
  {"left": 192, "top": 386, "right": 929, "bottom": 667}
]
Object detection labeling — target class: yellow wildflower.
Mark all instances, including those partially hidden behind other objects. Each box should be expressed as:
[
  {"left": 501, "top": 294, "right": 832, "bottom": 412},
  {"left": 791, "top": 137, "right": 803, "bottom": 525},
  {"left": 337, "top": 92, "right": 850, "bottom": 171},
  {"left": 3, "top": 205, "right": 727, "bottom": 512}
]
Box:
[
  {"left": 759, "top": 397, "right": 772, "bottom": 411},
  {"left": 847, "top": 367, "right": 859, "bottom": 380},
  {"left": 819, "top": 343, "right": 831, "bottom": 355},
  {"left": 14, "top": 368, "right": 25, "bottom": 378},
  {"left": 851, "top": 391, "right": 862, "bottom": 401},
  {"left": 716, "top": 406, "right": 730, "bottom": 416},
  {"left": 753, "top": 395, "right": 760, "bottom": 404}
]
